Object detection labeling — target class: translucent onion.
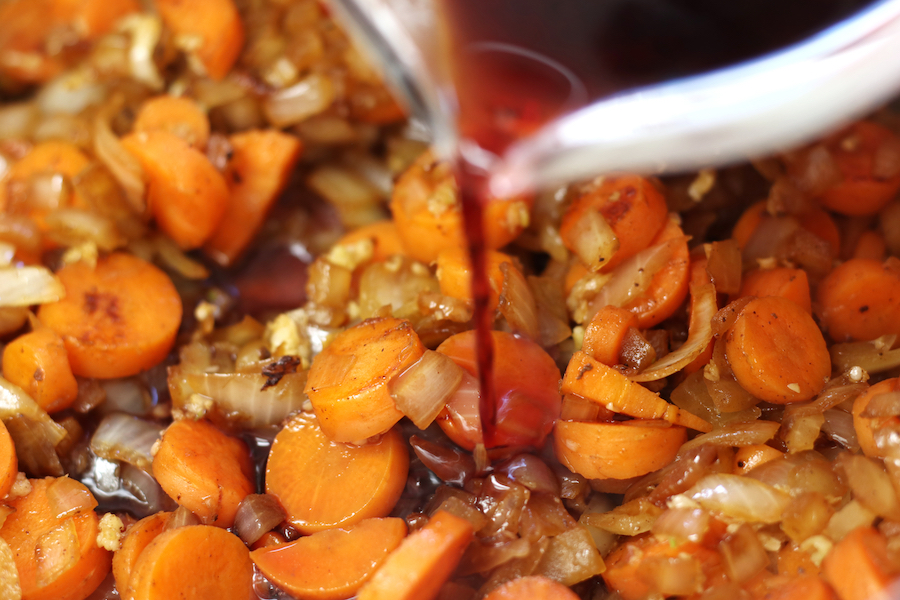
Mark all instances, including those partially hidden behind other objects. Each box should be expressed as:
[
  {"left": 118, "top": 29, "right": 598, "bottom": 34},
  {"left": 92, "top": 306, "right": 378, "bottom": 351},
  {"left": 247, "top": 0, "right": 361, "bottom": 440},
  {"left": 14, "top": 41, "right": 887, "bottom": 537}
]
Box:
[
  {"left": 263, "top": 73, "right": 335, "bottom": 127},
  {"left": 0, "top": 266, "right": 65, "bottom": 307},
  {"left": 821, "top": 409, "right": 859, "bottom": 451},
  {"left": 0, "top": 377, "right": 67, "bottom": 447},
  {"left": 631, "top": 283, "right": 716, "bottom": 382},
  {"left": 90, "top": 413, "right": 164, "bottom": 470},
  {"left": 120, "top": 463, "right": 177, "bottom": 517},
  {"left": 44, "top": 208, "right": 124, "bottom": 251},
  {"left": 687, "top": 473, "right": 791, "bottom": 523},
  {"left": 831, "top": 335, "right": 900, "bottom": 374},
  {"left": 720, "top": 524, "right": 768, "bottom": 583},
  {"left": 166, "top": 505, "right": 201, "bottom": 530},
  {"left": 533, "top": 526, "right": 604, "bottom": 587},
  {"left": 564, "top": 207, "right": 619, "bottom": 271},
  {"left": 705, "top": 240, "right": 742, "bottom": 295},
  {"left": 638, "top": 554, "right": 703, "bottom": 597},
  {"left": 747, "top": 451, "right": 846, "bottom": 499},
  {"left": 0, "top": 102, "right": 38, "bottom": 139},
  {"left": 498, "top": 262, "right": 539, "bottom": 340},
  {"left": 584, "top": 236, "right": 684, "bottom": 322},
  {"left": 46, "top": 477, "right": 98, "bottom": 519},
  {"left": 177, "top": 370, "right": 309, "bottom": 428},
  {"left": 35, "top": 519, "right": 80, "bottom": 585},
  {"left": 390, "top": 349, "right": 464, "bottom": 429},
  {"left": 410, "top": 435, "right": 475, "bottom": 486},
  {"left": 118, "top": 13, "right": 165, "bottom": 90},
  {"left": 780, "top": 408, "right": 824, "bottom": 453},
  {"left": 234, "top": 494, "right": 287, "bottom": 545},
  {"left": 678, "top": 420, "right": 780, "bottom": 455},
  {"left": 98, "top": 378, "right": 150, "bottom": 416},
  {"left": 36, "top": 70, "right": 106, "bottom": 115},
  {"left": 495, "top": 454, "right": 560, "bottom": 496},
  {"left": 651, "top": 507, "right": 712, "bottom": 544},
  {"left": 581, "top": 497, "right": 662, "bottom": 535},
  {"left": 837, "top": 454, "right": 900, "bottom": 521},
  {"left": 5, "top": 415, "right": 64, "bottom": 477},
  {"left": 860, "top": 391, "right": 900, "bottom": 418},
  {"left": 92, "top": 100, "right": 146, "bottom": 214}
]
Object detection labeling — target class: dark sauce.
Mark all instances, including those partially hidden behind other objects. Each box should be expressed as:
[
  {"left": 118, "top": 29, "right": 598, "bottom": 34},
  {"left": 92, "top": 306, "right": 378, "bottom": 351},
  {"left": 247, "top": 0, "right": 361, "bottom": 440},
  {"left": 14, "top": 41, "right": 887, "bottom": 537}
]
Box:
[{"left": 441, "top": 0, "right": 877, "bottom": 443}]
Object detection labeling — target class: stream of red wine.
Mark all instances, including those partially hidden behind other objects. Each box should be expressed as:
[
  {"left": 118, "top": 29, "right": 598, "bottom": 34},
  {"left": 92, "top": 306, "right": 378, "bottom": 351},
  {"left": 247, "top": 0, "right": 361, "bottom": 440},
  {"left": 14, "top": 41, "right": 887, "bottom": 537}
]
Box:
[{"left": 441, "top": 0, "right": 877, "bottom": 446}]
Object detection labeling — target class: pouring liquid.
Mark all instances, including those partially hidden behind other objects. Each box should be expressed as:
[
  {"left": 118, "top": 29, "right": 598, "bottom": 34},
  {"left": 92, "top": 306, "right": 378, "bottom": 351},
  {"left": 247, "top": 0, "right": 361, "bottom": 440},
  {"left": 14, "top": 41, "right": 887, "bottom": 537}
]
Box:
[{"left": 441, "top": 0, "right": 876, "bottom": 445}]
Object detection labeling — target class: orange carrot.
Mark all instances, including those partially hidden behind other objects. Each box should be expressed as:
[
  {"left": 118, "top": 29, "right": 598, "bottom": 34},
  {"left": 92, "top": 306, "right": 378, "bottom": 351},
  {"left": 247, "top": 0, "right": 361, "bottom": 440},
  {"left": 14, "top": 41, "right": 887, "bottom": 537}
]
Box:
[
  {"left": 763, "top": 575, "right": 837, "bottom": 600},
  {"left": 483, "top": 576, "right": 580, "bottom": 600},
  {"left": 334, "top": 219, "right": 406, "bottom": 264},
  {"left": 122, "top": 131, "right": 229, "bottom": 249},
  {"left": 732, "top": 201, "right": 840, "bottom": 256},
  {"left": 2, "top": 325, "right": 78, "bottom": 413},
  {"left": 621, "top": 216, "right": 691, "bottom": 327},
  {"left": 0, "top": 420, "right": 17, "bottom": 499},
  {"left": 725, "top": 296, "right": 831, "bottom": 403},
  {"left": 132, "top": 96, "right": 210, "bottom": 149},
  {"left": 732, "top": 444, "right": 784, "bottom": 475},
  {"left": 151, "top": 419, "right": 253, "bottom": 529},
  {"left": 581, "top": 305, "right": 640, "bottom": 366},
  {"left": 822, "top": 527, "right": 897, "bottom": 600},
  {"left": 112, "top": 512, "right": 171, "bottom": 595},
  {"left": 562, "top": 351, "right": 711, "bottom": 432},
  {"left": 265, "top": 411, "right": 408, "bottom": 534},
  {"left": 436, "top": 247, "right": 513, "bottom": 314},
  {"left": 554, "top": 419, "right": 687, "bottom": 480},
  {"left": 357, "top": 510, "right": 473, "bottom": 600},
  {"left": 817, "top": 257, "right": 900, "bottom": 341},
  {"left": 818, "top": 121, "right": 900, "bottom": 216},
  {"left": 732, "top": 201, "right": 768, "bottom": 250},
  {"left": 0, "top": 477, "right": 111, "bottom": 600},
  {"left": 852, "top": 377, "right": 900, "bottom": 459},
  {"left": 251, "top": 531, "right": 287, "bottom": 551},
  {"left": 36, "top": 252, "right": 182, "bottom": 379},
  {"left": 204, "top": 129, "right": 303, "bottom": 266},
  {"left": 305, "top": 317, "right": 425, "bottom": 442},
  {"left": 125, "top": 525, "right": 253, "bottom": 600},
  {"left": 250, "top": 517, "right": 408, "bottom": 600},
  {"left": 739, "top": 267, "right": 812, "bottom": 314},
  {"left": 436, "top": 329, "right": 563, "bottom": 449},
  {"left": 560, "top": 175, "right": 668, "bottom": 273},
  {"left": 389, "top": 150, "right": 529, "bottom": 263},
  {"left": 154, "top": 0, "right": 245, "bottom": 80}
]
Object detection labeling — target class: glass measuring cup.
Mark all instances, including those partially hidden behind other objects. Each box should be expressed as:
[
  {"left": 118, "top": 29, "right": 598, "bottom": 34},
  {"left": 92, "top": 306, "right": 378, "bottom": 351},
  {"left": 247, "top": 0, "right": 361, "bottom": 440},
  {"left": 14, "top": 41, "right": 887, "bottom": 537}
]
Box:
[{"left": 331, "top": 0, "right": 900, "bottom": 195}]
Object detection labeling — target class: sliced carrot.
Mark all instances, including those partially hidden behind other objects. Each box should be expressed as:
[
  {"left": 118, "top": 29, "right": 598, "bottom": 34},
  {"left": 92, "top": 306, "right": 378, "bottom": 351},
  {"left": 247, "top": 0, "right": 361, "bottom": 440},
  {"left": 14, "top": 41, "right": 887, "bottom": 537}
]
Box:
[
  {"left": 436, "top": 247, "right": 512, "bottom": 315},
  {"left": 732, "top": 201, "right": 840, "bottom": 256},
  {"left": 390, "top": 150, "right": 529, "bottom": 263},
  {"left": 852, "top": 378, "right": 900, "bottom": 459},
  {"left": 739, "top": 267, "right": 812, "bottom": 314},
  {"left": 764, "top": 575, "right": 837, "bottom": 600},
  {"left": 357, "top": 510, "right": 473, "bottom": 600},
  {"left": 121, "top": 130, "right": 229, "bottom": 249},
  {"left": 621, "top": 216, "right": 691, "bottom": 327},
  {"left": 822, "top": 527, "right": 896, "bottom": 600},
  {"left": 2, "top": 325, "right": 78, "bottom": 413},
  {"left": 305, "top": 317, "right": 425, "bottom": 442},
  {"left": 436, "top": 329, "right": 563, "bottom": 449},
  {"left": 733, "top": 444, "right": 784, "bottom": 475},
  {"left": 601, "top": 534, "right": 722, "bottom": 600},
  {"left": 560, "top": 175, "right": 668, "bottom": 273},
  {"left": 132, "top": 95, "right": 211, "bottom": 149},
  {"left": 562, "top": 351, "right": 711, "bottom": 432},
  {"left": 37, "top": 253, "right": 181, "bottom": 379},
  {"left": 817, "top": 258, "right": 900, "bottom": 341},
  {"left": 155, "top": 0, "right": 245, "bottom": 80},
  {"left": 483, "top": 576, "right": 580, "bottom": 600},
  {"left": 250, "top": 517, "right": 407, "bottom": 600},
  {"left": 818, "top": 121, "right": 900, "bottom": 216},
  {"left": 0, "top": 420, "right": 17, "bottom": 499},
  {"left": 725, "top": 296, "right": 831, "bottom": 403},
  {"left": 112, "top": 512, "right": 171, "bottom": 595},
  {"left": 554, "top": 419, "right": 686, "bottom": 480},
  {"left": 265, "top": 411, "right": 408, "bottom": 534},
  {"left": 581, "top": 305, "right": 639, "bottom": 366},
  {"left": 152, "top": 419, "right": 253, "bottom": 528},
  {"left": 204, "top": 129, "right": 303, "bottom": 266},
  {"left": 125, "top": 525, "right": 252, "bottom": 600},
  {"left": 732, "top": 201, "right": 768, "bottom": 250},
  {"left": 334, "top": 219, "right": 405, "bottom": 263},
  {"left": 0, "top": 477, "right": 111, "bottom": 600}
]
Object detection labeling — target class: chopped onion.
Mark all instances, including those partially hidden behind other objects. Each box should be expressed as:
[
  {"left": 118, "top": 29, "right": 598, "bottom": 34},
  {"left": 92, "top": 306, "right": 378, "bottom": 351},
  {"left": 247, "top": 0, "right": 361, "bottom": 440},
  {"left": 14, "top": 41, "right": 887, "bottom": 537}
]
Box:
[
  {"left": 166, "top": 505, "right": 201, "bottom": 530},
  {"left": 391, "top": 349, "right": 464, "bottom": 429},
  {"left": 98, "top": 378, "right": 150, "bottom": 416},
  {"left": 440, "top": 371, "right": 483, "bottom": 443},
  {"left": 638, "top": 553, "right": 703, "bottom": 596},
  {"left": 44, "top": 208, "right": 124, "bottom": 251},
  {"left": 565, "top": 207, "right": 619, "bottom": 271},
  {"left": 648, "top": 444, "right": 717, "bottom": 504},
  {"left": 175, "top": 369, "right": 309, "bottom": 428},
  {"left": 0, "top": 266, "right": 65, "bottom": 307},
  {"left": 747, "top": 451, "right": 846, "bottom": 499},
  {"left": 495, "top": 454, "right": 560, "bottom": 496},
  {"left": 410, "top": 435, "right": 475, "bottom": 486},
  {"left": 0, "top": 102, "right": 38, "bottom": 139},
  {"left": 583, "top": 235, "right": 684, "bottom": 323},
  {"left": 46, "top": 477, "right": 98, "bottom": 519},
  {"left": 118, "top": 13, "right": 165, "bottom": 90},
  {"left": 631, "top": 284, "right": 716, "bottom": 382},
  {"left": 581, "top": 497, "right": 662, "bottom": 535},
  {"left": 5, "top": 415, "right": 64, "bottom": 477},
  {"left": 831, "top": 335, "right": 900, "bottom": 374},
  {"left": 533, "top": 526, "right": 604, "bottom": 587},
  {"left": 458, "top": 538, "right": 530, "bottom": 576},
  {"left": 791, "top": 376, "right": 868, "bottom": 417},
  {"left": 263, "top": 73, "right": 335, "bottom": 127},
  {"left": 705, "top": 240, "right": 742, "bottom": 295},
  {"left": 234, "top": 494, "right": 287, "bottom": 545},
  {"left": 861, "top": 391, "right": 900, "bottom": 418},
  {"left": 837, "top": 454, "right": 900, "bottom": 521},
  {"left": 651, "top": 507, "right": 712, "bottom": 544},
  {"left": 498, "top": 262, "right": 539, "bottom": 340},
  {"left": 0, "top": 377, "right": 67, "bottom": 447},
  {"left": 90, "top": 413, "right": 163, "bottom": 470},
  {"left": 120, "top": 463, "right": 177, "bottom": 517},
  {"left": 679, "top": 420, "right": 780, "bottom": 455},
  {"left": 821, "top": 409, "right": 859, "bottom": 451},
  {"left": 35, "top": 519, "right": 80, "bottom": 586},
  {"left": 720, "top": 524, "right": 768, "bottom": 583},
  {"left": 37, "top": 70, "right": 106, "bottom": 115},
  {"left": 687, "top": 473, "right": 791, "bottom": 523},
  {"left": 92, "top": 100, "right": 146, "bottom": 215}
]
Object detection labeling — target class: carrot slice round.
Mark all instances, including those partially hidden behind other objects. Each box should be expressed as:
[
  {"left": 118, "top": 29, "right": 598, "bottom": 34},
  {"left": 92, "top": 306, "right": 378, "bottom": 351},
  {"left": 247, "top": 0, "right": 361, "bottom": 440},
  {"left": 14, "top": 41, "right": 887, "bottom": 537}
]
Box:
[
  {"left": 483, "top": 576, "right": 580, "bottom": 600},
  {"left": 265, "top": 411, "right": 408, "bottom": 534},
  {"left": 0, "top": 420, "right": 17, "bottom": 499},
  {"left": 250, "top": 517, "right": 407, "bottom": 600},
  {"left": 112, "top": 512, "right": 171, "bottom": 595},
  {"left": 2, "top": 326, "right": 78, "bottom": 413},
  {"left": 37, "top": 252, "right": 182, "bottom": 379},
  {"left": 816, "top": 257, "right": 900, "bottom": 341}
]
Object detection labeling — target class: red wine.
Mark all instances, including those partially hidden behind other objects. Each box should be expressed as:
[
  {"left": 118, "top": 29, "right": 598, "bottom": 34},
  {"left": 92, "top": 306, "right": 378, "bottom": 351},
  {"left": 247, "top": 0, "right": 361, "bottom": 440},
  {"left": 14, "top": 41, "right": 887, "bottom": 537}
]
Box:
[{"left": 442, "top": 0, "right": 876, "bottom": 446}]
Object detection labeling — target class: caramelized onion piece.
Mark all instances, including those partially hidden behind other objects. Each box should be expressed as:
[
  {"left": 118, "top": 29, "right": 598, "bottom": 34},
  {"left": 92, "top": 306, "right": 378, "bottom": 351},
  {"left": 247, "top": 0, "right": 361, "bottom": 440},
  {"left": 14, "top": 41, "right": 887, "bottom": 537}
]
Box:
[
  {"left": 90, "top": 413, "right": 164, "bottom": 470},
  {"left": 498, "top": 262, "right": 539, "bottom": 340},
  {"left": 679, "top": 420, "right": 780, "bottom": 455},
  {"left": 687, "top": 473, "right": 791, "bottom": 523},
  {"left": 495, "top": 454, "right": 560, "bottom": 496},
  {"left": 0, "top": 266, "right": 64, "bottom": 307},
  {"left": 46, "top": 477, "right": 98, "bottom": 520},
  {"left": 234, "top": 494, "right": 287, "bottom": 545},
  {"left": 410, "top": 435, "right": 475, "bottom": 486},
  {"left": 391, "top": 350, "right": 464, "bottom": 429}
]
